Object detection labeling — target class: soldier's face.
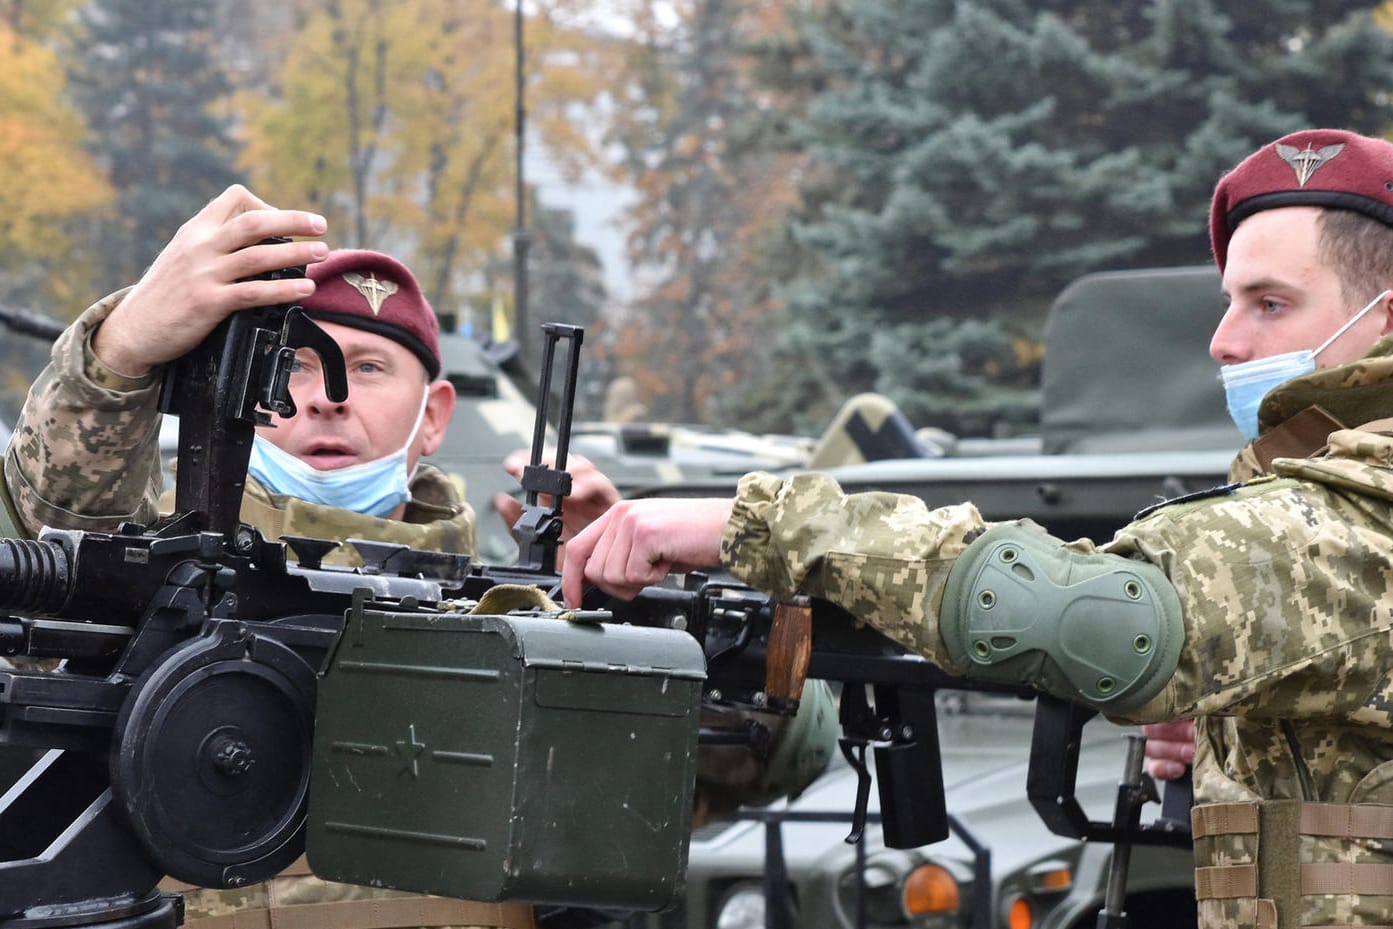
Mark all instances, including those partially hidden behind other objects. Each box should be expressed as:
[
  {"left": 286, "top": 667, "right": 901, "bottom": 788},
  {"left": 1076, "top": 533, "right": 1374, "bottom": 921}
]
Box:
[
  {"left": 257, "top": 321, "right": 455, "bottom": 471},
  {"left": 1211, "top": 206, "right": 1393, "bottom": 367}
]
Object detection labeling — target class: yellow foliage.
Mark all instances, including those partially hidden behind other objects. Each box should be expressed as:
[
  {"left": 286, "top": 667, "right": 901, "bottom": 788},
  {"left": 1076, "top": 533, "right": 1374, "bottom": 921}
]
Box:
[
  {"left": 0, "top": 0, "right": 83, "bottom": 41},
  {"left": 0, "top": 20, "right": 112, "bottom": 304},
  {"left": 239, "top": 0, "right": 607, "bottom": 314}
]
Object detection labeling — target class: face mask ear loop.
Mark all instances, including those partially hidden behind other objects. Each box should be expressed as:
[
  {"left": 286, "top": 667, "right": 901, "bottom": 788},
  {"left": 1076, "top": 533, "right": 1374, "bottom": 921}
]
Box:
[
  {"left": 403, "top": 385, "right": 431, "bottom": 483},
  {"left": 1314, "top": 289, "right": 1393, "bottom": 361}
]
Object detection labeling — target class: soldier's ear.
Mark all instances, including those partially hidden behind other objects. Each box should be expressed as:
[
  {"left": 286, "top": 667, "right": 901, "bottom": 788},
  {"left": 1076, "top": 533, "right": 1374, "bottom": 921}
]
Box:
[
  {"left": 418, "top": 379, "right": 456, "bottom": 457},
  {"left": 1380, "top": 291, "right": 1393, "bottom": 336}
]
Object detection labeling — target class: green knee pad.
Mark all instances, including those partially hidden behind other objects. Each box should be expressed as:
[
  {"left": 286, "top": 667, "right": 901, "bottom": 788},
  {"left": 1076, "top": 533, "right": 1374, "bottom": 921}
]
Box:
[{"left": 940, "top": 525, "right": 1182, "bottom": 713}]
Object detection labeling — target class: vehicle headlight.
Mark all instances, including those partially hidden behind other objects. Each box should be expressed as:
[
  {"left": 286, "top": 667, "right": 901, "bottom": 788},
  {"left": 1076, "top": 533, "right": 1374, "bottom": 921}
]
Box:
[{"left": 716, "top": 882, "right": 769, "bottom": 929}]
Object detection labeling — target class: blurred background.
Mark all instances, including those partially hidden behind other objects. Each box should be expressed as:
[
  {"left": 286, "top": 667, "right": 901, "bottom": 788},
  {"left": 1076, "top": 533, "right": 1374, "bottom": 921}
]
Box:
[{"left": 4, "top": 0, "right": 1393, "bottom": 439}]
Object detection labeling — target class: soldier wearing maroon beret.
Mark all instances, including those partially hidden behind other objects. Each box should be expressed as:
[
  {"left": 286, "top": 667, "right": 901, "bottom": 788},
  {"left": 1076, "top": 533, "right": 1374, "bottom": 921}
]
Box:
[
  {"left": 1, "top": 186, "right": 838, "bottom": 929},
  {"left": 556, "top": 129, "right": 1393, "bottom": 927}
]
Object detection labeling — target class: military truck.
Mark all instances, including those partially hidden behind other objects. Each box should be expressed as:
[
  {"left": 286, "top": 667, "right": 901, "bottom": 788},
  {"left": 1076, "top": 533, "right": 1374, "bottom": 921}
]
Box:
[{"left": 640, "top": 265, "right": 1240, "bottom": 929}]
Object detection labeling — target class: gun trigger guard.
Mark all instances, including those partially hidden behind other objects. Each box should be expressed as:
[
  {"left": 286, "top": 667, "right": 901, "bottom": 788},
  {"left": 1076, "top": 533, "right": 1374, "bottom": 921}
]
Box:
[{"left": 839, "top": 737, "right": 871, "bottom": 845}]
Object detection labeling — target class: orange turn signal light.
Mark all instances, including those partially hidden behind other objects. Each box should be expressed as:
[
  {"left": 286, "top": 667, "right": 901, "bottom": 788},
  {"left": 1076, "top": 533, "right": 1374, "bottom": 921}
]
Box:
[
  {"left": 901, "top": 864, "right": 960, "bottom": 915},
  {"left": 1028, "top": 863, "right": 1073, "bottom": 894},
  {"left": 1008, "top": 896, "right": 1033, "bottom": 929}
]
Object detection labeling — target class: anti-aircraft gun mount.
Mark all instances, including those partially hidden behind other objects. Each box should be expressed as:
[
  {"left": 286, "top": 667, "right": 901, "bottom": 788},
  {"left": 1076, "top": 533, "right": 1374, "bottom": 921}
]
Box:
[{"left": 0, "top": 281, "right": 1190, "bottom": 929}]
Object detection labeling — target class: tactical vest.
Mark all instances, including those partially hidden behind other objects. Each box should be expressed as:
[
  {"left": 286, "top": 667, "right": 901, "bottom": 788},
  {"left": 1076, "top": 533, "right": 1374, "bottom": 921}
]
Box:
[
  {"left": 1192, "top": 800, "right": 1393, "bottom": 928},
  {"left": 159, "top": 858, "right": 535, "bottom": 929},
  {"left": 156, "top": 467, "right": 477, "bottom": 565}
]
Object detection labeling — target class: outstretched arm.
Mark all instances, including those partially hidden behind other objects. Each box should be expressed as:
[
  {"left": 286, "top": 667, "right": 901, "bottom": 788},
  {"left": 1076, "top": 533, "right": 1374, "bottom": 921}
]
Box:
[{"left": 559, "top": 497, "right": 732, "bottom": 606}]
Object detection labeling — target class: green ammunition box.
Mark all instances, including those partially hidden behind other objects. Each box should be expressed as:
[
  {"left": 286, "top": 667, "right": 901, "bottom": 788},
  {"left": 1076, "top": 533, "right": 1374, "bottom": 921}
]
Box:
[{"left": 306, "top": 598, "right": 706, "bottom": 911}]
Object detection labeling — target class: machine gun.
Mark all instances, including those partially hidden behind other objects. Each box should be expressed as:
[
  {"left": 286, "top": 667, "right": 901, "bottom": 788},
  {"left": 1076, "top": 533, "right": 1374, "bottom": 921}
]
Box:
[{"left": 0, "top": 286, "right": 1189, "bottom": 929}]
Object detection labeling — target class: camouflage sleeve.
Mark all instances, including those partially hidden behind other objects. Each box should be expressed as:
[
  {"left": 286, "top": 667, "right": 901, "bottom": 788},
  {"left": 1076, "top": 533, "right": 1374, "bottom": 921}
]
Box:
[
  {"left": 723, "top": 467, "right": 1393, "bottom": 730},
  {"left": 3, "top": 289, "right": 164, "bottom": 536},
  {"left": 721, "top": 471, "right": 989, "bottom": 669}
]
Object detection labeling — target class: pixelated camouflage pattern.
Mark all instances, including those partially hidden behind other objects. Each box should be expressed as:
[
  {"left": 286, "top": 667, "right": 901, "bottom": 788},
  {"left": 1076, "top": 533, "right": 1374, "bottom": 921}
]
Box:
[
  {"left": 1257, "top": 333, "right": 1393, "bottom": 435},
  {"left": 723, "top": 352, "right": 1393, "bottom": 928},
  {"left": 213, "top": 465, "right": 476, "bottom": 564},
  {"left": 174, "top": 870, "right": 528, "bottom": 929},
  {"left": 723, "top": 471, "right": 986, "bottom": 672},
  {"left": 4, "top": 290, "right": 163, "bottom": 537}
]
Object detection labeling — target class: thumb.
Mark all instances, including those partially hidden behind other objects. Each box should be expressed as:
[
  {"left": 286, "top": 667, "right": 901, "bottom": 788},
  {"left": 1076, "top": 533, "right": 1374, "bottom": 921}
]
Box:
[{"left": 493, "top": 492, "right": 523, "bottom": 530}]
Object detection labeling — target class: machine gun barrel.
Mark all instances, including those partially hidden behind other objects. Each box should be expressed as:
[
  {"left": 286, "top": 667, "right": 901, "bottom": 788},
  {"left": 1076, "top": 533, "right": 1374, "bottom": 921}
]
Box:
[{"left": 0, "top": 538, "right": 71, "bottom": 614}]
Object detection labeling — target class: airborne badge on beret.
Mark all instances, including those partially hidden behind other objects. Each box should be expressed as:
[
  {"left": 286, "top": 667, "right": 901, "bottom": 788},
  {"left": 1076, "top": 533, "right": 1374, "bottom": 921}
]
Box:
[
  {"left": 343, "top": 272, "right": 399, "bottom": 315},
  {"left": 1275, "top": 142, "right": 1344, "bottom": 187}
]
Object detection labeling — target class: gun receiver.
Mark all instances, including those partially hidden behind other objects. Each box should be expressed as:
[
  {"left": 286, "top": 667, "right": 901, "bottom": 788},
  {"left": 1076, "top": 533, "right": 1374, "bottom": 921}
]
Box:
[{"left": 0, "top": 304, "right": 1189, "bottom": 929}]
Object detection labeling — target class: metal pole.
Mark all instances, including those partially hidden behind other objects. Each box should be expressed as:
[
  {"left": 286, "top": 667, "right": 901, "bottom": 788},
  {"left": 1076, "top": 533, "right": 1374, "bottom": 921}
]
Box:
[{"left": 512, "top": 0, "right": 530, "bottom": 358}]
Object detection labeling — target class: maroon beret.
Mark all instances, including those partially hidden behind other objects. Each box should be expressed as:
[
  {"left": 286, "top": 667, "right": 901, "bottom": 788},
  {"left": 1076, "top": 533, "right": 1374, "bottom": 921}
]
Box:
[
  {"left": 300, "top": 249, "right": 441, "bottom": 378},
  {"left": 1210, "top": 128, "right": 1393, "bottom": 272}
]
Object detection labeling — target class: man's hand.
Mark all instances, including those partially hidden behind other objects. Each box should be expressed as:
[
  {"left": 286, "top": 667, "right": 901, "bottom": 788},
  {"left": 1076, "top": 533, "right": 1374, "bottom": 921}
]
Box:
[
  {"left": 493, "top": 451, "right": 622, "bottom": 547},
  {"left": 93, "top": 185, "right": 328, "bottom": 377},
  {"left": 559, "top": 497, "right": 733, "bottom": 607},
  {"left": 1142, "top": 720, "right": 1195, "bottom": 780}
]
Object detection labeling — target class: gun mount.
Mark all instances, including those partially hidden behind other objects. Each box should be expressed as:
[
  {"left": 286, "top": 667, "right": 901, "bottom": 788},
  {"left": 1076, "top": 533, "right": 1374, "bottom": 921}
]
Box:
[{"left": 0, "top": 290, "right": 1190, "bottom": 929}]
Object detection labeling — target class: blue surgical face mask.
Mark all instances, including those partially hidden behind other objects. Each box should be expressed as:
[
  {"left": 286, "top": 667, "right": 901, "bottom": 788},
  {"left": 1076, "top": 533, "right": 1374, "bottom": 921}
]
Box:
[
  {"left": 248, "top": 389, "right": 430, "bottom": 518},
  {"left": 1219, "top": 289, "right": 1390, "bottom": 440}
]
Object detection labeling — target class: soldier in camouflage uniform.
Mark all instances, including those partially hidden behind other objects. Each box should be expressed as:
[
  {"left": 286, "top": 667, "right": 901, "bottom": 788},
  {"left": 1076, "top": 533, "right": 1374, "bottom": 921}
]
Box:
[
  {"left": 2, "top": 186, "right": 835, "bottom": 929},
  {"left": 560, "top": 128, "right": 1393, "bottom": 929}
]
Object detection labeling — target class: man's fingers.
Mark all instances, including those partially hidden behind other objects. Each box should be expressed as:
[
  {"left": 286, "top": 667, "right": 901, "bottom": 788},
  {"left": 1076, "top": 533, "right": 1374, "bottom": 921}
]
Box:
[
  {"left": 1144, "top": 739, "right": 1194, "bottom": 763},
  {"left": 562, "top": 514, "right": 606, "bottom": 607},
  {"left": 1145, "top": 758, "right": 1189, "bottom": 781},
  {"left": 1142, "top": 720, "right": 1194, "bottom": 741},
  {"left": 1140, "top": 719, "right": 1194, "bottom": 781},
  {"left": 493, "top": 492, "right": 523, "bottom": 530}
]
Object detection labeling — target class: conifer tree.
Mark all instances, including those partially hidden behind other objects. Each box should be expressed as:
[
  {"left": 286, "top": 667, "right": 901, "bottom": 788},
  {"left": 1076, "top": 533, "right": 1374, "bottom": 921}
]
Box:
[
  {"left": 741, "top": 0, "right": 1393, "bottom": 435},
  {"left": 68, "top": 0, "right": 242, "bottom": 284}
]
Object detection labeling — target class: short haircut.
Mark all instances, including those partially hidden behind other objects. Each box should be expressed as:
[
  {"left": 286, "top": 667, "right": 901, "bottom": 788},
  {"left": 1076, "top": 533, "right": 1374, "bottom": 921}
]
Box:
[{"left": 1317, "top": 208, "right": 1393, "bottom": 311}]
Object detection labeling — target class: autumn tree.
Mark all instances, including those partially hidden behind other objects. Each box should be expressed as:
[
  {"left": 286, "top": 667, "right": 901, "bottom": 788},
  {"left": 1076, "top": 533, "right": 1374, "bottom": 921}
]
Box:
[
  {"left": 0, "top": 3, "right": 112, "bottom": 425},
  {"left": 608, "top": 0, "right": 805, "bottom": 424},
  {"left": 0, "top": 3, "right": 110, "bottom": 308},
  {"left": 240, "top": 0, "right": 607, "bottom": 324},
  {"left": 67, "top": 0, "right": 243, "bottom": 286}
]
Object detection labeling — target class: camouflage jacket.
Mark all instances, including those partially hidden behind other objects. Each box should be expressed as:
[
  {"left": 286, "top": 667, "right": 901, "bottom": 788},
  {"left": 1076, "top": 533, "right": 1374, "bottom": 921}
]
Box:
[{"left": 722, "top": 337, "right": 1393, "bottom": 929}]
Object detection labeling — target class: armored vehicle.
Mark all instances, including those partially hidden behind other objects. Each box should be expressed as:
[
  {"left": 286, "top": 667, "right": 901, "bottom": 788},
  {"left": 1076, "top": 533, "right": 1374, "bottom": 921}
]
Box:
[
  {"left": 631, "top": 265, "right": 1239, "bottom": 536},
  {"left": 425, "top": 335, "right": 815, "bottom": 561},
  {"left": 648, "top": 265, "right": 1239, "bottom": 929}
]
